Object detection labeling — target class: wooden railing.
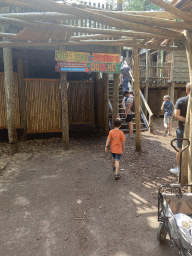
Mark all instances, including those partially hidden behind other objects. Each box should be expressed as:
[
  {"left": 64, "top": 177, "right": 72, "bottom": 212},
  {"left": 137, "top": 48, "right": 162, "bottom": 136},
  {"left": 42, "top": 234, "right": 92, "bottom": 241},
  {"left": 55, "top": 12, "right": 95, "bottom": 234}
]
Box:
[
  {"left": 140, "top": 90, "right": 153, "bottom": 133},
  {"left": 127, "top": 57, "right": 172, "bottom": 81}
]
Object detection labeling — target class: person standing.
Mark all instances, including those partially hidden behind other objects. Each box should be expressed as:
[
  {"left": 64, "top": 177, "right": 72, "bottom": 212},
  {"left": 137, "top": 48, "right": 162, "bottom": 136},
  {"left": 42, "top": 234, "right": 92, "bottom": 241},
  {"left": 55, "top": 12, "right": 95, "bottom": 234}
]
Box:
[
  {"left": 170, "top": 83, "right": 191, "bottom": 176},
  {"left": 125, "top": 91, "right": 134, "bottom": 139},
  {"left": 121, "top": 60, "right": 132, "bottom": 92},
  {"left": 161, "top": 95, "right": 174, "bottom": 136},
  {"left": 105, "top": 118, "right": 125, "bottom": 180}
]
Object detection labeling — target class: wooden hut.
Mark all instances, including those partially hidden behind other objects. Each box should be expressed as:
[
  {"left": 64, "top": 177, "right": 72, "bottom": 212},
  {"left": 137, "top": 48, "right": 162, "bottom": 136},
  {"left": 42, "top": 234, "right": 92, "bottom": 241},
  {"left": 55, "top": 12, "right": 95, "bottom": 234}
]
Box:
[{"left": 0, "top": 0, "right": 191, "bottom": 156}]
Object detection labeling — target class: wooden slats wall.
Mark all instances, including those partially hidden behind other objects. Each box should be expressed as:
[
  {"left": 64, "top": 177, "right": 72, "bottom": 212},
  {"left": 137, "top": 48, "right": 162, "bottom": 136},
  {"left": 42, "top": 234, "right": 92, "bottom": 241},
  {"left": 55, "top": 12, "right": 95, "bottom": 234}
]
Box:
[
  {"left": 0, "top": 73, "right": 95, "bottom": 133},
  {"left": 0, "top": 72, "right": 20, "bottom": 129},
  {"left": 96, "top": 78, "right": 105, "bottom": 129}
]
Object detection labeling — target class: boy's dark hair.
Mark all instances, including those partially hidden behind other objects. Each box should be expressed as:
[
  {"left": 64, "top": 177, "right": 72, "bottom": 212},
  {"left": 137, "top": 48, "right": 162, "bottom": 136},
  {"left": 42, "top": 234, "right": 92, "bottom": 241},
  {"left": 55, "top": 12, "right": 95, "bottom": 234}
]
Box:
[
  {"left": 124, "top": 91, "right": 129, "bottom": 96},
  {"left": 129, "top": 90, "right": 134, "bottom": 95},
  {"left": 114, "top": 118, "right": 122, "bottom": 127}
]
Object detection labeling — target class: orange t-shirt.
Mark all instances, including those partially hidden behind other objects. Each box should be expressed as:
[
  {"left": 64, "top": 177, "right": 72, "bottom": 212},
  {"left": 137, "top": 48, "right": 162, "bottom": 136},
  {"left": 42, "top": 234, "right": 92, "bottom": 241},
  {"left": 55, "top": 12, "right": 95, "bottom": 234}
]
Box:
[{"left": 108, "top": 129, "right": 125, "bottom": 154}]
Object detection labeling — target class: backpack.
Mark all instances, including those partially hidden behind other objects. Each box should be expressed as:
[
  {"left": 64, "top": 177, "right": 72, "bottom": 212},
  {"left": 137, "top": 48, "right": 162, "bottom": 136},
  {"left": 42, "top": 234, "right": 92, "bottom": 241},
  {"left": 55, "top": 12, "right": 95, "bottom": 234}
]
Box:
[{"left": 131, "top": 98, "right": 135, "bottom": 112}]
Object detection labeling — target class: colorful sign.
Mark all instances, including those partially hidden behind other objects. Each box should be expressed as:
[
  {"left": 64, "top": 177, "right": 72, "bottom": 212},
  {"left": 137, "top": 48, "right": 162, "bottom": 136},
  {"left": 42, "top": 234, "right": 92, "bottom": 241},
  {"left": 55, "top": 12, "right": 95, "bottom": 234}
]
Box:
[
  {"left": 55, "top": 61, "right": 89, "bottom": 72},
  {"left": 92, "top": 53, "right": 120, "bottom": 63},
  {"left": 88, "top": 62, "right": 121, "bottom": 73},
  {"left": 55, "top": 51, "right": 121, "bottom": 74},
  {"left": 55, "top": 51, "right": 90, "bottom": 63}
]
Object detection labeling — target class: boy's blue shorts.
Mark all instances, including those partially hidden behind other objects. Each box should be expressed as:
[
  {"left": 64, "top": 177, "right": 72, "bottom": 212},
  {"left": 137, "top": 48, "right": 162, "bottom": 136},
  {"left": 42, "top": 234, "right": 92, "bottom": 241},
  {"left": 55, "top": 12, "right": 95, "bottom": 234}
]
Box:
[{"left": 111, "top": 153, "right": 122, "bottom": 161}]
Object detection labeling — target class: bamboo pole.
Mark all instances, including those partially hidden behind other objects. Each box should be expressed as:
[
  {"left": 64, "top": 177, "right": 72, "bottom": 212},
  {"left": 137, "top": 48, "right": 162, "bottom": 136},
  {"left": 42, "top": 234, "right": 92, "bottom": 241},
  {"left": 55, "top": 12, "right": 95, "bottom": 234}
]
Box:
[
  {"left": 133, "top": 48, "right": 141, "bottom": 151},
  {"left": 60, "top": 72, "right": 69, "bottom": 150},
  {"left": 3, "top": 46, "right": 18, "bottom": 152},
  {"left": 112, "top": 74, "right": 119, "bottom": 129},
  {"left": 103, "top": 73, "right": 109, "bottom": 135},
  {"left": 17, "top": 58, "right": 27, "bottom": 141},
  {"left": 147, "top": 0, "right": 192, "bottom": 23}
]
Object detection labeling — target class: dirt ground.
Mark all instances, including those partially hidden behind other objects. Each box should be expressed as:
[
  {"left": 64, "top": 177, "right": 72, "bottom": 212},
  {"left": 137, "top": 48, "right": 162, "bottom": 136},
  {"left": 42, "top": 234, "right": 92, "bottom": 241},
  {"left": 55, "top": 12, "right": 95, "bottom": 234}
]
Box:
[{"left": 0, "top": 118, "right": 183, "bottom": 256}]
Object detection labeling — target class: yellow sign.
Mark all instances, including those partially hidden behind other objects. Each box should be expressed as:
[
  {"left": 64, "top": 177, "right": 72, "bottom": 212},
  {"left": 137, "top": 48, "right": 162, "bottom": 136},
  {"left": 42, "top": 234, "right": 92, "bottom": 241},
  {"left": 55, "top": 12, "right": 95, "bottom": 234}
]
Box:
[{"left": 55, "top": 51, "right": 90, "bottom": 63}]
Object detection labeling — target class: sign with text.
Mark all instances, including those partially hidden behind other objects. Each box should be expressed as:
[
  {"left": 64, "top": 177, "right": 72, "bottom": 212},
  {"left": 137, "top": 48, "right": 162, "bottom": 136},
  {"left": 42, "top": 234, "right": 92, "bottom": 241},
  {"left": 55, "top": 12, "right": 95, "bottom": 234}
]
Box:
[
  {"left": 55, "top": 61, "right": 89, "bottom": 72},
  {"left": 55, "top": 51, "right": 90, "bottom": 63},
  {"left": 88, "top": 62, "right": 121, "bottom": 73},
  {"left": 55, "top": 51, "right": 121, "bottom": 73}
]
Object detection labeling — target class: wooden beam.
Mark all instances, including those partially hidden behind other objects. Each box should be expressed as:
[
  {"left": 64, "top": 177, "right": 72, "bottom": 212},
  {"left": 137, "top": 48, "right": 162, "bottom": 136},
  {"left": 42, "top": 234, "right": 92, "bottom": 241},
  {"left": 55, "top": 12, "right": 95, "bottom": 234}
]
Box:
[
  {"left": 103, "top": 73, "right": 109, "bottom": 135},
  {"left": 185, "top": 31, "right": 192, "bottom": 83},
  {"left": 1, "top": 12, "right": 75, "bottom": 21},
  {"left": 133, "top": 48, "right": 141, "bottom": 152},
  {"left": 90, "top": 8, "right": 192, "bottom": 31},
  {"left": 60, "top": 72, "right": 69, "bottom": 150},
  {"left": 147, "top": 0, "right": 192, "bottom": 23},
  {"left": 112, "top": 74, "right": 119, "bottom": 129},
  {"left": 3, "top": 46, "right": 18, "bottom": 148},
  {"left": 17, "top": 58, "right": 27, "bottom": 141},
  {"left": 0, "top": 32, "right": 17, "bottom": 38},
  {"left": 2, "top": 1, "right": 184, "bottom": 39}
]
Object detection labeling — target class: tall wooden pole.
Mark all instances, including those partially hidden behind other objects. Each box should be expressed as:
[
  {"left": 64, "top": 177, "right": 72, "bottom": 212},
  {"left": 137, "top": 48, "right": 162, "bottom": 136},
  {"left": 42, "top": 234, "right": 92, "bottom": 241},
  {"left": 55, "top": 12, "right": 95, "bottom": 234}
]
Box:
[
  {"left": 3, "top": 47, "right": 18, "bottom": 150},
  {"left": 60, "top": 72, "right": 69, "bottom": 150},
  {"left": 17, "top": 58, "right": 27, "bottom": 141},
  {"left": 112, "top": 74, "right": 119, "bottom": 129},
  {"left": 169, "top": 81, "right": 175, "bottom": 103},
  {"left": 103, "top": 73, "right": 109, "bottom": 135},
  {"left": 133, "top": 48, "right": 141, "bottom": 151},
  {"left": 185, "top": 31, "right": 192, "bottom": 189}
]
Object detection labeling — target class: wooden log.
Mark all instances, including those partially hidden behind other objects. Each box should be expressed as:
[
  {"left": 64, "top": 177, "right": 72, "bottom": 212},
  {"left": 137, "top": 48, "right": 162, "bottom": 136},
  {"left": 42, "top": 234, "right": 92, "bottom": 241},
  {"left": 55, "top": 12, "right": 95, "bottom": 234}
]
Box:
[
  {"left": 103, "top": 73, "right": 109, "bottom": 135},
  {"left": 112, "top": 74, "right": 119, "bottom": 129},
  {"left": 3, "top": 46, "right": 18, "bottom": 150},
  {"left": 185, "top": 31, "right": 192, "bottom": 190},
  {"left": 147, "top": 0, "right": 192, "bottom": 23},
  {"left": 133, "top": 48, "right": 141, "bottom": 151},
  {"left": 119, "top": 11, "right": 191, "bottom": 20},
  {"left": 144, "top": 81, "right": 149, "bottom": 118},
  {"left": 181, "top": 101, "right": 190, "bottom": 185},
  {"left": 17, "top": 58, "right": 27, "bottom": 141},
  {"left": 91, "top": 9, "right": 192, "bottom": 31},
  {"left": 60, "top": 72, "right": 69, "bottom": 150}
]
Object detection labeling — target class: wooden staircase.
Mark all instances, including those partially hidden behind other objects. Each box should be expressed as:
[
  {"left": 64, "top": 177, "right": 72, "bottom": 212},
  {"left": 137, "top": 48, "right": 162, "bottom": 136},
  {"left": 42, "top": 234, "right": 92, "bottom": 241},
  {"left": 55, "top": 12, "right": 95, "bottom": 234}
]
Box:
[{"left": 109, "top": 81, "right": 149, "bottom": 133}]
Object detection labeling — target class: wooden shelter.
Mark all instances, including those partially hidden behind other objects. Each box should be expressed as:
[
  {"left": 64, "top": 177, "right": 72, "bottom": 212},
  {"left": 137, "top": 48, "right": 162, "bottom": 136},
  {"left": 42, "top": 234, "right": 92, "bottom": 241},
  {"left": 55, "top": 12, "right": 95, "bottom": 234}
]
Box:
[{"left": 0, "top": 0, "right": 192, "bottom": 159}]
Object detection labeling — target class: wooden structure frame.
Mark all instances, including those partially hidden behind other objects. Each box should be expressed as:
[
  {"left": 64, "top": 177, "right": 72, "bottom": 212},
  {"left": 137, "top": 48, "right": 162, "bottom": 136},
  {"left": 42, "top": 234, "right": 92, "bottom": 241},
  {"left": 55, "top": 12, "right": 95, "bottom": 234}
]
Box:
[{"left": 0, "top": 0, "right": 192, "bottom": 159}]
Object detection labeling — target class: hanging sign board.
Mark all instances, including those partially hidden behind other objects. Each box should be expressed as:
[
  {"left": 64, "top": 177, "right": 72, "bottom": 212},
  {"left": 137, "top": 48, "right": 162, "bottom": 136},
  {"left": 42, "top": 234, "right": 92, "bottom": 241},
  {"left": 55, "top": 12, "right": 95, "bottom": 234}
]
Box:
[{"left": 55, "top": 51, "right": 121, "bottom": 73}]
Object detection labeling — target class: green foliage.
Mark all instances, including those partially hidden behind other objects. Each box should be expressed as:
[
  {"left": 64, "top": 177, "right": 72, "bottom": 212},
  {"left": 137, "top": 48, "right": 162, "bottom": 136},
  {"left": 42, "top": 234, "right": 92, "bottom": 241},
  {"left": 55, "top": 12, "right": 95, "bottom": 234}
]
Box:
[{"left": 123, "top": 0, "right": 161, "bottom": 11}]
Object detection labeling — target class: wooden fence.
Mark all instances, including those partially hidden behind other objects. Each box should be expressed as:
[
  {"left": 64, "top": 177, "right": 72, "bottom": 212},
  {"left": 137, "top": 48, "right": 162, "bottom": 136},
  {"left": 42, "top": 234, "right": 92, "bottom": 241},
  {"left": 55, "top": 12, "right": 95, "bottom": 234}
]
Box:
[{"left": 0, "top": 73, "right": 95, "bottom": 133}]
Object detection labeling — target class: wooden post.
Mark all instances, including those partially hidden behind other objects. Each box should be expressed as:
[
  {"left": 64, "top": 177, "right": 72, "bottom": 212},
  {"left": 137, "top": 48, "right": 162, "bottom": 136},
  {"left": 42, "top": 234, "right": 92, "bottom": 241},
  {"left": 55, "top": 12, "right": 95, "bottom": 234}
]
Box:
[
  {"left": 170, "top": 81, "right": 175, "bottom": 103},
  {"left": 3, "top": 46, "right": 18, "bottom": 153},
  {"left": 144, "top": 81, "right": 149, "bottom": 117},
  {"left": 157, "top": 88, "right": 161, "bottom": 118},
  {"left": 17, "top": 58, "right": 27, "bottom": 141},
  {"left": 103, "top": 73, "right": 109, "bottom": 135},
  {"left": 112, "top": 73, "right": 119, "bottom": 129},
  {"left": 93, "top": 72, "right": 100, "bottom": 129},
  {"left": 60, "top": 72, "right": 69, "bottom": 150},
  {"left": 185, "top": 30, "right": 192, "bottom": 190},
  {"left": 133, "top": 48, "right": 141, "bottom": 151}
]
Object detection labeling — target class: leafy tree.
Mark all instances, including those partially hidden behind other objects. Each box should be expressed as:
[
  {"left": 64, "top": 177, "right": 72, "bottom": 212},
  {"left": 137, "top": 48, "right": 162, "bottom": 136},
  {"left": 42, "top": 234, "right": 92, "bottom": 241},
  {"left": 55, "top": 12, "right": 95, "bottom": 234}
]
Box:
[{"left": 123, "top": 0, "right": 161, "bottom": 11}]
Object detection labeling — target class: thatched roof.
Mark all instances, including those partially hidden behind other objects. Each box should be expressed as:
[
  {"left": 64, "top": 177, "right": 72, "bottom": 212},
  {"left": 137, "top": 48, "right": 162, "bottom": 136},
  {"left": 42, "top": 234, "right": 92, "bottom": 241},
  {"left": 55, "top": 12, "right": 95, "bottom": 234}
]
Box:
[{"left": 0, "top": 0, "right": 191, "bottom": 51}]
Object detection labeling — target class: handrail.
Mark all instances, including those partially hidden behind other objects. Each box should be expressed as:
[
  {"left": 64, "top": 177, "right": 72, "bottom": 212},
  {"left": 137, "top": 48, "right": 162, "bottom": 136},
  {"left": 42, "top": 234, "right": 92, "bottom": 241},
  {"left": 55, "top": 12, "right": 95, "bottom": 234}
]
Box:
[
  {"left": 140, "top": 90, "right": 153, "bottom": 117},
  {"left": 139, "top": 90, "right": 153, "bottom": 133}
]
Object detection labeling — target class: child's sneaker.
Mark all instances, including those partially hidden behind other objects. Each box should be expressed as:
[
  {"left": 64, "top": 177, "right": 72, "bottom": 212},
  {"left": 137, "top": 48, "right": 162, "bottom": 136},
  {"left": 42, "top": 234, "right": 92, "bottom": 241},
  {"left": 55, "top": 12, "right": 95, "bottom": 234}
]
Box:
[{"left": 115, "top": 174, "right": 121, "bottom": 180}]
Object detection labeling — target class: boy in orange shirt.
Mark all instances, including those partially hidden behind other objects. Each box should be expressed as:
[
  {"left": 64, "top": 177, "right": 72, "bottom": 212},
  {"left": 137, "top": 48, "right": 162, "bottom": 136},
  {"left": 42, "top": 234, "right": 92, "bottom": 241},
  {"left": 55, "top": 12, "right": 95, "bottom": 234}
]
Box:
[{"left": 105, "top": 118, "right": 125, "bottom": 180}]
